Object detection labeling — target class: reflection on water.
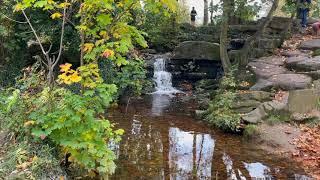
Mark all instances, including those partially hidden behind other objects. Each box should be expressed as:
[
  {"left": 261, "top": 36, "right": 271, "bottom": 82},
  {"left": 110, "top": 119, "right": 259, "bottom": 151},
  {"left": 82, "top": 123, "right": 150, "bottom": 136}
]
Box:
[
  {"left": 169, "top": 128, "right": 215, "bottom": 179},
  {"left": 151, "top": 94, "right": 171, "bottom": 116},
  {"left": 243, "top": 162, "right": 272, "bottom": 179},
  {"left": 110, "top": 96, "right": 310, "bottom": 179}
]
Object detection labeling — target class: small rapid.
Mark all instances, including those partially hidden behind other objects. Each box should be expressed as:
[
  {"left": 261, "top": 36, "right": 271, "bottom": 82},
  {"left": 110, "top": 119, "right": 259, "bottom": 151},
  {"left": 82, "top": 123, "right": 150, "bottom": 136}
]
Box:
[{"left": 153, "top": 57, "right": 179, "bottom": 94}]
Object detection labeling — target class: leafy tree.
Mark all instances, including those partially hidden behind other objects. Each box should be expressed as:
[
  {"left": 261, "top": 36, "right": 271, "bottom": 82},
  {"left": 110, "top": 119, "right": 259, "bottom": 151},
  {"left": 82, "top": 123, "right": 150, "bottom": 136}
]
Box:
[{"left": 0, "top": 0, "right": 178, "bottom": 178}]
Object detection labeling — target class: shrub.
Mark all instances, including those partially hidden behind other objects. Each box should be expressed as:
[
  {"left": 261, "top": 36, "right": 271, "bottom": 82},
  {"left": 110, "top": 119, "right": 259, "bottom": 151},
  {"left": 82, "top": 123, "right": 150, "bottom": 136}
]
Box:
[
  {"left": 205, "top": 73, "right": 241, "bottom": 132},
  {"left": 100, "top": 58, "right": 151, "bottom": 98},
  {"left": 0, "top": 66, "right": 124, "bottom": 177}
]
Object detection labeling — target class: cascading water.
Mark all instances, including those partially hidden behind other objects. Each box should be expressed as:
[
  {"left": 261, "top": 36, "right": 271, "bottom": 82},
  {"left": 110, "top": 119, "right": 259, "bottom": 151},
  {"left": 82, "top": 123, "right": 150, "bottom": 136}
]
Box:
[
  {"left": 153, "top": 57, "right": 178, "bottom": 94},
  {"left": 151, "top": 57, "right": 179, "bottom": 116}
]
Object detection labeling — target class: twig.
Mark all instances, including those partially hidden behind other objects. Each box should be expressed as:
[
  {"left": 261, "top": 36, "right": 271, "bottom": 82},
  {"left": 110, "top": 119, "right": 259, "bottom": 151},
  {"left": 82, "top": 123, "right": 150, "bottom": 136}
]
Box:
[
  {"left": 21, "top": 10, "right": 47, "bottom": 56},
  {"left": 125, "top": 97, "right": 131, "bottom": 114},
  {"left": 0, "top": 12, "right": 27, "bottom": 24},
  {"left": 52, "top": 0, "right": 68, "bottom": 67}
]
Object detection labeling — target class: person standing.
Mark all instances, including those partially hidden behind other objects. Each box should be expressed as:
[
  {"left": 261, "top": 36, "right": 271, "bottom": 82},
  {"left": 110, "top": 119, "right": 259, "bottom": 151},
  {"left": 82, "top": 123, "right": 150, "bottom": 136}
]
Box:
[
  {"left": 299, "top": 0, "right": 312, "bottom": 27},
  {"left": 190, "top": 7, "right": 197, "bottom": 26}
]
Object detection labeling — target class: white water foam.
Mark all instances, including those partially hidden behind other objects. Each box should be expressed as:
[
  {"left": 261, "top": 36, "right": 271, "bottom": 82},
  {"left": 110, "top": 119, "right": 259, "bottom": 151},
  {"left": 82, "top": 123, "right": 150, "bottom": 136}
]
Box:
[{"left": 153, "top": 58, "right": 180, "bottom": 95}]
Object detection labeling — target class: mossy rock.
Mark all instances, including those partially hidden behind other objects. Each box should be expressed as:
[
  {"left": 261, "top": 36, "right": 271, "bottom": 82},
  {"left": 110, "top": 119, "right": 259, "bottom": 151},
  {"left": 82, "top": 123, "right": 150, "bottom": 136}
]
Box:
[
  {"left": 312, "top": 49, "right": 320, "bottom": 57},
  {"left": 172, "top": 41, "right": 220, "bottom": 61}
]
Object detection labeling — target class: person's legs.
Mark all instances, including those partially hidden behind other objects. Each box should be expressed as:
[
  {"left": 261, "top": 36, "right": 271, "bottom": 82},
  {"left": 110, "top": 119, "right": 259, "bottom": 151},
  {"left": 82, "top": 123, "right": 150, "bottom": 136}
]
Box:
[
  {"left": 191, "top": 20, "right": 195, "bottom": 26},
  {"left": 301, "top": 9, "right": 308, "bottom": 27}
]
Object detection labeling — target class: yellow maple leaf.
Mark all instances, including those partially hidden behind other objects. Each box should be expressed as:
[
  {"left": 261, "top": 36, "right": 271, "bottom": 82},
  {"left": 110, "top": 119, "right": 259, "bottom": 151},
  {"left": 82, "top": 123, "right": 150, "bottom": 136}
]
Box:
[
  {"left": 58, "top": 2, "right": 71, "bottom": 8},
  {"left": 14, "top": 3, "right": 23, "bottom": 12},
  {"left": 24, "top": 120, "right": 35, "bottom": 127},
  {"left": 83, "top": 43, "right": 94, "bottom": 52},
  {"left": 51, "top": 12, "right": 62, "bottom": 19},
  {"left": 70, "top": 72, "right": 82, "bottom": 83},
  {"left": 59, "top": 63, "right": 72, "bottom": 72},
  {"left": 101, "top": 49, "right": 114, "bottom": 58},
  {"left": 48, "top": 0, "right": 54, "bottom": 4}
]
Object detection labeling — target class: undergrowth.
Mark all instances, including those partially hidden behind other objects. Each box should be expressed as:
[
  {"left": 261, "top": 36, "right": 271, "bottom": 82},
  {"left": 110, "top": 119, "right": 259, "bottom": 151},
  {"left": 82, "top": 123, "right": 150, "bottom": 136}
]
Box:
[{"left": 204, "top": 71, "right": 241, "bottom": 132}]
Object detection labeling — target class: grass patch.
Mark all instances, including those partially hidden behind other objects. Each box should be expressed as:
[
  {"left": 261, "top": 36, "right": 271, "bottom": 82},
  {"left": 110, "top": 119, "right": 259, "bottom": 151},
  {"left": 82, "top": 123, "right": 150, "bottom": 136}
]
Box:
[
  {"left": 243, "top": 124, "right": 259, "bottom": 139},
  {"left": 0, "top": 141, "right": 65, "bottom": 179},
  {"left": 265, "top": 112, "right": 290, "bottom": 125}
]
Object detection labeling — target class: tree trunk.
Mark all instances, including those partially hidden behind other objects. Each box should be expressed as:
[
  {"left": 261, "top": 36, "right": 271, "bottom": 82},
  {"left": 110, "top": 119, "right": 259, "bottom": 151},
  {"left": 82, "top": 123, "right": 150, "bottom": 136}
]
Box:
[
  {"left": 209, "top": 0, "right": 214, "bottom": 24},
  {"left": 238, "top": 0, "right": 279, "bottom": 68},
  {"left": 220, "top": 0, "right": 232, "bottom": 73},
  {"left": 204, "top": 0, "right": 209, "bottom": 25}
]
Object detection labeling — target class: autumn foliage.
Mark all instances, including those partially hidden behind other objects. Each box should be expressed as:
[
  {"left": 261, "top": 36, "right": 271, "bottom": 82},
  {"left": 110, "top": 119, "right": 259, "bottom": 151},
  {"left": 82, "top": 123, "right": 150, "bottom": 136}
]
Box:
[{"left": 293, "top": 125, "right": 320, "bottom": 179}]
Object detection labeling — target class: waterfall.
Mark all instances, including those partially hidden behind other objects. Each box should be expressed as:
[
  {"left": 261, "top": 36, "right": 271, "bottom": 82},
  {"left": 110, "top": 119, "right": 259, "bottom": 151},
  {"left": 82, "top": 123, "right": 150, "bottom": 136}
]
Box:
[{"left": 153, "top": 57, "right": 179, "bottom": 94}]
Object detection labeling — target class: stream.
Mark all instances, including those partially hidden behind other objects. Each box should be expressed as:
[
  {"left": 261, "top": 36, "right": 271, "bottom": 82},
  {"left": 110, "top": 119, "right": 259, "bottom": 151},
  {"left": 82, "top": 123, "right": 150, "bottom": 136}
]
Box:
[{"left": 109, "top": 58, "right": 310, "bottom": 179}]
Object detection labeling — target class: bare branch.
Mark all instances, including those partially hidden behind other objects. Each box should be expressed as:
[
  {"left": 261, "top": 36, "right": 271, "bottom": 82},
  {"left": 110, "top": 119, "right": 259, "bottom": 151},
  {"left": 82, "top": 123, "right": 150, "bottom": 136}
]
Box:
[
  {"left": 53, "top": 0, "right": 68, "bottom": 68},
  {"left": 0, "top": 12, "right": 28, "bottom": 24},
  {"left": 22, "top": 10, "right": 48, "bottom": 57}
]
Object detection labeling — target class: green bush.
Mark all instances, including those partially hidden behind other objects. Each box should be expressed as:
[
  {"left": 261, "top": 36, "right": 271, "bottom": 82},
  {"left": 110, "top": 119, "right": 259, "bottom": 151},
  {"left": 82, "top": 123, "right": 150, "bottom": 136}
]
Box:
[
  {"left": 100, "top": 58, "right": 151, "bottom": 98},
  {"left": 205, "top": 73, "right": 241, "bottom": 132},
  {"left": 0, "top": 68, "right": 124, "bottom": 177}
]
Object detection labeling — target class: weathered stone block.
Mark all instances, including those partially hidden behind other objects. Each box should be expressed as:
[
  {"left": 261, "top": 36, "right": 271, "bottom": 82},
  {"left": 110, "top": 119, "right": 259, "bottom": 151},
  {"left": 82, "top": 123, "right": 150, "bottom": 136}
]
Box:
[{"left": 288, "top": 89, "right": 320, "bottom": 113}]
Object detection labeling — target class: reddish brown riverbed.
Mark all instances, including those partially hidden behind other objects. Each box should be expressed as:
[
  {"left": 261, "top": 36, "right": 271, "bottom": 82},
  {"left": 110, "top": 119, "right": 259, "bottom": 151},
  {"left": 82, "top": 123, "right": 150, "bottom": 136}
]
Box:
[{"left": 108, "top": 94, "right": 310, "bottom": 179}]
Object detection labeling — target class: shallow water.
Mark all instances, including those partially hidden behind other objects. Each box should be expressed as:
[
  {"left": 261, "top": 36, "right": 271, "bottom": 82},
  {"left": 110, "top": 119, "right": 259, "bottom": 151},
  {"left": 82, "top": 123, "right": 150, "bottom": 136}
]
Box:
[{"left": 109, "top": 94, "right": 310, "bottom": 180}]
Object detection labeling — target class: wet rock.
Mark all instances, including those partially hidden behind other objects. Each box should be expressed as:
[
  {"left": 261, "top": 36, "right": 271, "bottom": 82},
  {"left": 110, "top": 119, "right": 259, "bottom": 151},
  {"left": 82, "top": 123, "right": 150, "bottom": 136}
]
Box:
[
  {"left": 242, "top": 106, "right": 267, "bottom": 124},
  {"left": 268, "top": 74, "right": 312, "bottom": 90},
  {"left": 233, "top": 91, "right": 274, "bottom": 113},
  {"left": 172, "top": 41, "right": 220, "bottom": 61},
  {"left": 242, "top": 100, "right": 287, "bottom": 124},
  {"left": 250, "top": 79, "right": 274, "bottom": 91},
  {"left": 291, "top": 56, "right": 320, "bottom": 72},
  {"left": 251, "top": 74, "right": 312, "bottom": 91},
  {"left": 285, "top": 56, "right": 309, "bottom": 69},
  {"left": 288, "top": 89, "right": 320, "bottom": 114},
  {"left": 253, "top": 56, "right": 285, "bottom": 66},
  {"left": 299, "top": 39, "right": 320, "bottom": 50},
  {"left": 236, "top": 91, "right": 274, "bottom": 102},
  {"left": 281, "top": 50, "right": 306, "bottom": 57},
  {"left": 301, "top": 70, "right": 320, "bottom": 80},
  {"left": 248, "top": 61, "right": 287, "bottom": 79},
  {"left": 233, "top": 99, "right": 261, "bottom": 110}
]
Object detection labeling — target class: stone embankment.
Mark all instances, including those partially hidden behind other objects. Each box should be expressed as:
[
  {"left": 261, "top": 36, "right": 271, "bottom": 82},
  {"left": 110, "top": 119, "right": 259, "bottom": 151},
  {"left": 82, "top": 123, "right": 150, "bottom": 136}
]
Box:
[{"left": 241, "top": 36, "right": 320, "bottom": 124}]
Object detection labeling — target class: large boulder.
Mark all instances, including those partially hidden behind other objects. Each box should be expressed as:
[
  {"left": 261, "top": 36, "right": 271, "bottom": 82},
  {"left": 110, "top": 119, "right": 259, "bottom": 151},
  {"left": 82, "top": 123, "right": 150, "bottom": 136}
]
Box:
[
  {"left": 285, "top": 56, "right": 309, "bottom": 69},
  {"left": 269, "top": 17, "right": 292, "bottom": 31},
  {"left": 281, "top": 50, "right": 309, "bottom": 57},
  {"left": 258, "top": 38, "right": 281, "bottom": 49},
  {"left": 242, "top": 100, "right": 287, "bottom": 124},
  {"left": 250, "top": 74, "right": 312, "bottom": 91},
  {"left": 172, "top": 41, "right": 220, "bottom": 61},
  {"left": 291, "top": 56, "right": 320, "bottom": 72},
  {"left": 288, "top": 89, "right": 320, "bottom": 114},
  {"left": 299, "top": 39, "right": 320, "bottom": 50},
  {"left": 253, "top": 56, "right": 286, "bottom": 66},
  {"left": 268, "top": 74, "right": 312, "bottom": 90},
  {"left": 248, "top": 61, "right": 287, "bottom": 79},
  {"left": 232, "top": 91, "right": 274, "bottom": 113}
]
